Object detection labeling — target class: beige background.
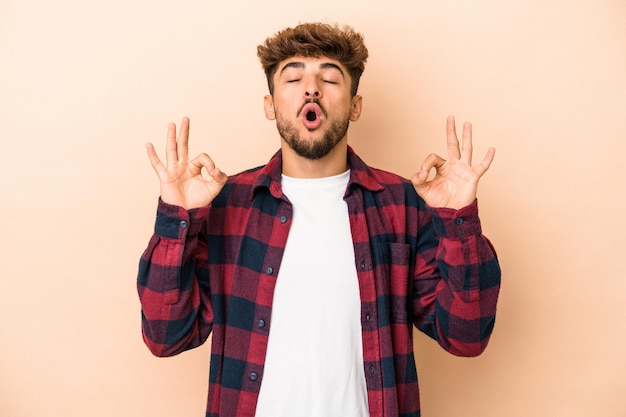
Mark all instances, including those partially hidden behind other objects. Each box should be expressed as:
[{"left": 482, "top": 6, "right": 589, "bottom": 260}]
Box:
[{"left": 1, "top": 0, "right": 625, "bottom": 416}]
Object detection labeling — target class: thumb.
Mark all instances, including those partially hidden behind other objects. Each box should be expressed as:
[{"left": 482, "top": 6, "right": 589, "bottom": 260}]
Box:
[
  {"left": 411, "top": 169, "right": 429, "bottom": 187},
  {"left": 209, "top": 167, "right": 228, "bottom": 186}
]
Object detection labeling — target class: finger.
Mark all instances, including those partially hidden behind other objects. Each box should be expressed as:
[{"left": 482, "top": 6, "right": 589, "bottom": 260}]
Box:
[
  {"left": 475, "top": 147, "right": 496, "bottom": 177},
  {"left": 165, "top": 122, "right": 178, "bottom": 167},
  {"left": 177, "top": 117, "right": 190, "bottom": 161},
  {"left": 411, "top": 170, "right": 429, "bottom": 187},
  {"left": 461, "top": 121, "right": 473, "bottom": 165},
  {"left": 208, "top": 167, "right": 229, "bottom": 185},
  {"left": 146, "top": 142, "right": 165, "bottom": 173},
  {"left": 446, "top": 115, "right": 461, "bottom": 160},
  {"left": 420, "top": 152, "right": 447, "bottom": 173},
  {"left": 192, "top": 153, "right": 229, "bottom": 184},
  {"left": 413, "top": 153, "right": 446, "bottom": 185},
  {"left": 410, "top": 173, "right": 424, "bottom": 188},
  {"left": 191, "top": 153, "right": 216, "bottom": 172}
]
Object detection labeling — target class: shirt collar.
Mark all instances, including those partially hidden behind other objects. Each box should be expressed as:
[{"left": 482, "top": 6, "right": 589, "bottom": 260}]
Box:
[{"left": 251, "top": 146, "right": 384, "bottom": 200}]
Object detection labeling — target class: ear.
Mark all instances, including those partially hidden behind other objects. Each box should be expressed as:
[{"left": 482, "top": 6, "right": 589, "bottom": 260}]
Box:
[
  {"left": 349, "top": 95, "right": 363, "bottom": 122},
  {"left": 264, "top": 95, "right": 275, "bottom": 120}
]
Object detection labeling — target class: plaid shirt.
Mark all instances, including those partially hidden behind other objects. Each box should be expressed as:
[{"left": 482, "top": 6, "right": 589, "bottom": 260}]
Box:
[{"left": 138, "top": 147, "right": 501, "bottom": 417}]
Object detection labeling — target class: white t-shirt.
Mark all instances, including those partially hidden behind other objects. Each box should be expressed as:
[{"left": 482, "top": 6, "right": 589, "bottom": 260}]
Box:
[{"left": 254, "top": 170, "right": 369, "bottom": 417}]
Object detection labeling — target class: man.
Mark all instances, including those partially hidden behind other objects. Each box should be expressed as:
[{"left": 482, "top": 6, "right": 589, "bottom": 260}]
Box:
[{"left": 138, "top": 22, "right": 501, "bottom": 417}]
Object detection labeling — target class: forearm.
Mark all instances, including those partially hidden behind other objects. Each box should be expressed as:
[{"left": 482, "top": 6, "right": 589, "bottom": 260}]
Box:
[
  {"left": 137, "top": 199, "right": 213, "bottom": 357},
  {"left": 413, "top": 200, "right": 501, "bottom": 356}
]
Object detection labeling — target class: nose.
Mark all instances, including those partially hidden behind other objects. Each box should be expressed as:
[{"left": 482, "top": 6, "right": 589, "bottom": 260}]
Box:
[{"left": 304, "top": 78, "right": 321, "bottom": 98}]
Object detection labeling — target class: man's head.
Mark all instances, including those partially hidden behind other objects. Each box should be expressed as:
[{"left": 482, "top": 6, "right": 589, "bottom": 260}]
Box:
[{"left": 257, "top": 23, "right": 368, "bottom": 97}]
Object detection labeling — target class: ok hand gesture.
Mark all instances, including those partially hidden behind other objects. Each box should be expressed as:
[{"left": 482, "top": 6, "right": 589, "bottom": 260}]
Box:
[
  {"left": 146, "top": 117, "right": 228, "bottom": 210},
  {"left": 411, "top": 116, "right": 495, "bottom": 210}
]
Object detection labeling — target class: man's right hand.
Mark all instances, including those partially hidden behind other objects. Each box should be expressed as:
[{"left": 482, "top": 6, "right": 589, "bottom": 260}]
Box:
[{"left": 146, "top": 117, "right": 227, "bottom": 210}]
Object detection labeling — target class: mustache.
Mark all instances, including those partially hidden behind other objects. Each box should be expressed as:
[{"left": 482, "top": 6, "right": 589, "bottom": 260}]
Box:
[{"left": 297, "top": 99, "right": 327, "bottom": 118}]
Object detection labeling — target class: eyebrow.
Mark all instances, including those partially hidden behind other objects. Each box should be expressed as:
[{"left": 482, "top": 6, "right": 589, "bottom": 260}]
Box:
[
  {"left": 320, "top": 62, "right": 345, "bottom": 76},
  {"left": 279, "top": 61, "right": 345, "bottom": 77}
]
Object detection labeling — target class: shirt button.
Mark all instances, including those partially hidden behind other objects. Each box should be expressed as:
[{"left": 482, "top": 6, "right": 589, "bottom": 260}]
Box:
[
  {"left": 249, "top": 372, "right": 258, "bottom": 381},
  {"left": 455, "top": 218, "right": 464, "bottom": 225},
  {"left": 179, "top": 220, "right": 188, "bottom": 229},
  {"left": 266, "top": 267, "right": 274, "bottom": 275},
  {"left": 360, "top": 262, "right": 366, "bottom": 270},
  {"left": 257, "top": 319, "right": 266, "bottom": 328},
  {"left": 369, "top": 365, "right": 376, "bottom": 375},
  {"left": 365, "top": 314, "right": 371, "bottom": 322},
  {"left": 279, "top": 215, "right": 287, "bottom": 224}
]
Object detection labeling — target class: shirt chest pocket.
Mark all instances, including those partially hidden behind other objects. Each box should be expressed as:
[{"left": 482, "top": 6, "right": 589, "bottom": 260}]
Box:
[{"left": 377, "top": 242, "right": 411, "bottom": 324}]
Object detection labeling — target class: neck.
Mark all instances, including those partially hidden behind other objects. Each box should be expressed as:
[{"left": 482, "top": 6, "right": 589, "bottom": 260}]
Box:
[{"left": 281, "top": 139, "right": 349, "bottom": 178}]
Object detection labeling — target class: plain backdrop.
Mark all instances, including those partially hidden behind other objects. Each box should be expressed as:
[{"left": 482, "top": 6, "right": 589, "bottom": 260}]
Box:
[{"left": 1, "top": 1, "right": 625, "bottom": 416}]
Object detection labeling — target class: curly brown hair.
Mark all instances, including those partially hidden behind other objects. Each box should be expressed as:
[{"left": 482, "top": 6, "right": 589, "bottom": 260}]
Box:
[{"left": 257, "top": 22, "right": 368, "bottom": 97}]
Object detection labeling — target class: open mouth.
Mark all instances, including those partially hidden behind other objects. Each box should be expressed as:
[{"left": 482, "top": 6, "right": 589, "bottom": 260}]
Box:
[
  {"left": 306, "top": 110, "right": 317, "bottom": 122},
  {"left": 301, "top": 102, "right": 323, "bottom": 130}
]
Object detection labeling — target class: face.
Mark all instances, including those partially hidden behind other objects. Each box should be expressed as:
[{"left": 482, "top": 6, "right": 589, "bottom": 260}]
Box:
[{"left": 264, "top": 56, "right": 362, "bottom": 160}]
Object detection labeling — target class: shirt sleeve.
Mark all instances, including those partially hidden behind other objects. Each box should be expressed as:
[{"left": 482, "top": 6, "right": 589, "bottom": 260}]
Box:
[
  {"left": 137, "top": 199, "right": 214, "bottom": 357},
  {"left": 412, "top": 199, "right": 501, "bottom": 357}
]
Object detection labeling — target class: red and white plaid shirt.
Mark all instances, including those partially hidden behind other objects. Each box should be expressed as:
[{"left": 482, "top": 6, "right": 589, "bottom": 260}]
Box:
[{"left": 137, "top": 147, "right": 501, "bottom": 417}]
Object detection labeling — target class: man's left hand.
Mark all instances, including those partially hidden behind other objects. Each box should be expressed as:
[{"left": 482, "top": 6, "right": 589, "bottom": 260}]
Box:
[{"left": 411, "top": 116, "right": 496, "bottom": 209}]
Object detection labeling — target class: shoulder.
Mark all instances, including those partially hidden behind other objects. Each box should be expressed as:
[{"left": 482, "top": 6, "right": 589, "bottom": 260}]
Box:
[
  {"left": 367, "top": 165, "right": 409, "bottom": 186},
  {"left": 364, "top": 166, "right": 425, "bottom": 210},
  {"left": 211, "top": 165, "right": 266, "bottom": 208},
  {"left": 228, "top": 165, "right": 266, "bottom": 185}
]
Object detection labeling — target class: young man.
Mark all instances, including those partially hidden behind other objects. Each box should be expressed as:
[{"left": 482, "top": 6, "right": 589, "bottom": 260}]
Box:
[{"left": 138, "top": 23, "right": 501, "bottom": 417}]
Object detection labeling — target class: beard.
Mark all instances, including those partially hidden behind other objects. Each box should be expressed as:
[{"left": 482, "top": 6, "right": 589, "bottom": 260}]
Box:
[{"left": 275, "top": 109, "right": 351, "bottom": 160}]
